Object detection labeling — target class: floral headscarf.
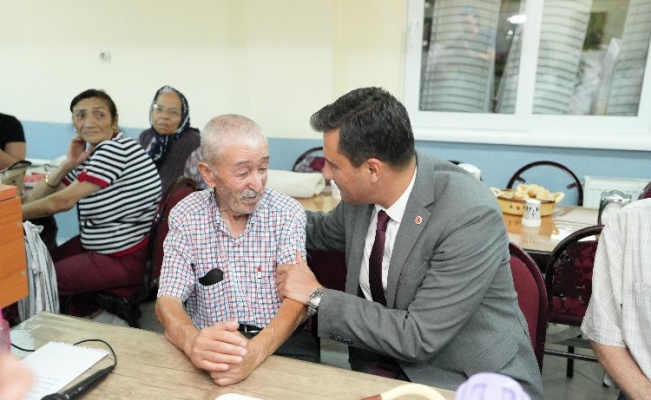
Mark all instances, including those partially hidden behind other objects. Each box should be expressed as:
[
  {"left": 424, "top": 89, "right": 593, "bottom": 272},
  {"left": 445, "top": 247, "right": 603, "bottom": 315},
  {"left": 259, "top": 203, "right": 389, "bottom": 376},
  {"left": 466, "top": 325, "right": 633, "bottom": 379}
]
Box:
[{"left": 147, "top": 85, "right": 191, "bottom": 165}]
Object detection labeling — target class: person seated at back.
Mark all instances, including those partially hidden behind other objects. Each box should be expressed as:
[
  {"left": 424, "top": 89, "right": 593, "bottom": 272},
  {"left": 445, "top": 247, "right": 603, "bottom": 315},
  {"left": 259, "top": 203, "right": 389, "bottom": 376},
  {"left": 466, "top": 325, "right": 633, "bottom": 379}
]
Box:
[
  {"left": 156, "top": 114, "right": 319, "bottom": 386},
  {"left": 0, "top": 112, "right": 26, "bottom": 170},
  {"left": 21, "top": 89, "right": 162, "bottom": 322},
  {"left": 0, "top": 112, "right": 59, "bottom": 253},
  {"left": 582, "top": 199, "right": 651, "bottom": 400},
  {"left": 137, "top": 85, "right": 205, "bottom": 192}
]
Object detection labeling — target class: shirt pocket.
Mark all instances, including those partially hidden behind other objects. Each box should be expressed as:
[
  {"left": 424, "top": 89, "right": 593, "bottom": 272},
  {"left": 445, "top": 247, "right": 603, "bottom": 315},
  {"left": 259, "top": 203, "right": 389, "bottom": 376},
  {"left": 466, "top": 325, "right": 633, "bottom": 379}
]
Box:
[
  {"left": 632, "top": 283, "right": 651, "bottom": 333},
  {"left": 195, "top": 278, "right": 227, "bottom": 304}
]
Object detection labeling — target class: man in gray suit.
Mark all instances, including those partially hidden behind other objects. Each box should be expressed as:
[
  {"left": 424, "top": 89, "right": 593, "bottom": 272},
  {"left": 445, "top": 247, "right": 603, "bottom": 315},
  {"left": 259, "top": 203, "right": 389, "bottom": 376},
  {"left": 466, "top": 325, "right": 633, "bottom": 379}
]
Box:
[
  {"left": 206, "top": 87, "right": 543, "bottom": 398},
  {"left": 275, "top": 87, "right": 544, "bottom": 399}
]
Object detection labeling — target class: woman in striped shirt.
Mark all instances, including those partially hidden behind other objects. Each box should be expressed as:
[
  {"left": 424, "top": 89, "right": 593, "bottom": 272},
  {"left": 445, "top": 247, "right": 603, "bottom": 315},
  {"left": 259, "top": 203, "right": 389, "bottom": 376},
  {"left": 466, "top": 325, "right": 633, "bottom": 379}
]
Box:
[{"left": 22, "top": 89, "right": 162, "bottom": 318}]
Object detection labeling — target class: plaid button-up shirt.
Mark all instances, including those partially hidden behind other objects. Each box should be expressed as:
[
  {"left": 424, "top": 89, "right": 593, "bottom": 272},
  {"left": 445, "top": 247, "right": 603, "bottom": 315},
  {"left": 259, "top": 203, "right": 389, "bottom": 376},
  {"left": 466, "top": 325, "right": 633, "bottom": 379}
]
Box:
[
  {"left": 158, "top": 188, "right": 306, "bottom": 329},
  {"left": 582, "top": 199, "right": 651, "bottom": 379}
]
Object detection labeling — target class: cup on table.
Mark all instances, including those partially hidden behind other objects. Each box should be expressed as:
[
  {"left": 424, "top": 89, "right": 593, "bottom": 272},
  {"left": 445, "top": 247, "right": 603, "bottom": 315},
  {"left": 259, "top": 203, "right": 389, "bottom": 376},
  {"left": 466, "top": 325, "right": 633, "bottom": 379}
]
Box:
[{"left": 522, "top": 198, "right": 541, "bottom": 227}]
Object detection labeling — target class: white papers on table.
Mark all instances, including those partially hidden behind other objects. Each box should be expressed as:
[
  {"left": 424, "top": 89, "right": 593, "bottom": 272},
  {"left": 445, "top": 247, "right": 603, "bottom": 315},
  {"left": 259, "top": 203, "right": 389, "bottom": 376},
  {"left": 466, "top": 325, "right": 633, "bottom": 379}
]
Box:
[{"left": 21, "top": 341, "right": 109, "bottom": 400}]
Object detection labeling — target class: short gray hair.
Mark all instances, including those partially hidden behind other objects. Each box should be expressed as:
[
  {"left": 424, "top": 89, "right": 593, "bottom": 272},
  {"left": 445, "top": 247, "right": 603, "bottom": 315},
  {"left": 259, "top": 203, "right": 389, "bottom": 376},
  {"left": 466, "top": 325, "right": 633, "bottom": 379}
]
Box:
[{"left": 200, "top": 114, "right": 267, "bottom": 165}]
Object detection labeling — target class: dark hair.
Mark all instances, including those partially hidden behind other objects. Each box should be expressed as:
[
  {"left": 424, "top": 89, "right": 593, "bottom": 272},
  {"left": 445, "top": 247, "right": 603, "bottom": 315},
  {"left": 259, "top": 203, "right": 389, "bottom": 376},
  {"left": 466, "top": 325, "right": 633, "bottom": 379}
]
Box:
[
  {"left": 69, "top": 89, "right": 118, "bottom": 120},
  {"left": 310, "top": 87, "right": 415, "bottom": 168}
]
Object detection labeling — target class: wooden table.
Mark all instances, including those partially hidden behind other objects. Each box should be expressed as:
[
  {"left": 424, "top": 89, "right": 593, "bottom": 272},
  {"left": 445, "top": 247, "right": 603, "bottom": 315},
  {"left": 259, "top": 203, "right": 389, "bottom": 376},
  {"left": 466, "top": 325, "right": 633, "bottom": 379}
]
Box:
[
  {"left": 296, "top": 193, "right": 599, "bottom": 269},
  {"left": 296, "top": 192, "right": 340, "bottom": 213},
  {"left": 12, "top": 313, "right": 455, "bottom": 400},
  {"left": 503, "top": 205, "right": 598, "bottom": 253}
]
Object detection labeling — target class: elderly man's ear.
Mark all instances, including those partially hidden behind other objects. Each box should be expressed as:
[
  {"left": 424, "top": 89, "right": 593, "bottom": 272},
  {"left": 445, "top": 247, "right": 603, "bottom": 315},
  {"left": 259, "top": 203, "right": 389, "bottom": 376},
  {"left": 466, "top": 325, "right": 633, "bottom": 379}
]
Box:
[{"left": 198, "top": 162, "right": 217, "bottom": 187}]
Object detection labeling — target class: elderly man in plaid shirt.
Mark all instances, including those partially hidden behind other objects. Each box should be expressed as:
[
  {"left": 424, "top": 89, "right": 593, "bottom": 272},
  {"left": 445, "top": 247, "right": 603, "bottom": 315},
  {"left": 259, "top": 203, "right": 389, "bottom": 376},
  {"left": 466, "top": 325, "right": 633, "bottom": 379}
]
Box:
[
  {"left": 156, "top": 114, "right": 318, "bottom": 386},
  {"left": 582, "top": 199, "right": 651, "bottom": 400}
]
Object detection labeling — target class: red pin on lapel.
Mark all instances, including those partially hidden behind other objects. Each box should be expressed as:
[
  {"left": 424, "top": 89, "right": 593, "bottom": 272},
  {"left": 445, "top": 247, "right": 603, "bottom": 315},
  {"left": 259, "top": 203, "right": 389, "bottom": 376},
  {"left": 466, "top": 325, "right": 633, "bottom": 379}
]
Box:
[{"left": 415, "top": 216, "right": 422, "bottom": 225}]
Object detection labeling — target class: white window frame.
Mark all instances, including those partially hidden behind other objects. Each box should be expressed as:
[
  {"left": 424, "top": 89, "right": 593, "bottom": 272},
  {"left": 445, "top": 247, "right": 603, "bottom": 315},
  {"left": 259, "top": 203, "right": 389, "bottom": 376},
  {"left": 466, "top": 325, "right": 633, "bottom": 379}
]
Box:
[{"left": 403, "top": 0, "right": 651, "bottom": 151}]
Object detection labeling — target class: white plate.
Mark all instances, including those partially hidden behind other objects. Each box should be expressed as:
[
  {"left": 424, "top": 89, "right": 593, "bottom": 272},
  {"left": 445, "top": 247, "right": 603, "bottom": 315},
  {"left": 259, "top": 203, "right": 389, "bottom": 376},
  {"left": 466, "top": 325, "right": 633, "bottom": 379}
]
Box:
[{"left": 215, "top": 394, "right": 264, "bottom": 400}]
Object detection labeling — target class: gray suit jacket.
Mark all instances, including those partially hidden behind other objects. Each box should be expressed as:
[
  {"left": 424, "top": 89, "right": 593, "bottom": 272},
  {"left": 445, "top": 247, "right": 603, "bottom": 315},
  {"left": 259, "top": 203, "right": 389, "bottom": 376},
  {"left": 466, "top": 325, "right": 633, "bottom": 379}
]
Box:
[{"left": 306, "top": 151, "right": 544, "bottom": 399}]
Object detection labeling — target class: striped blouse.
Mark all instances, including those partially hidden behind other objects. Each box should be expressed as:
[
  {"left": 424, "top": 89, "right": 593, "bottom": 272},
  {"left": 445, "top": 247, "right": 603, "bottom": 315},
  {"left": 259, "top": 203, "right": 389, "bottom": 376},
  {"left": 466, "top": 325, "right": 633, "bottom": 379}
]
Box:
[{"left": 63, "top": 133, "right": 162, "bottom": 254}]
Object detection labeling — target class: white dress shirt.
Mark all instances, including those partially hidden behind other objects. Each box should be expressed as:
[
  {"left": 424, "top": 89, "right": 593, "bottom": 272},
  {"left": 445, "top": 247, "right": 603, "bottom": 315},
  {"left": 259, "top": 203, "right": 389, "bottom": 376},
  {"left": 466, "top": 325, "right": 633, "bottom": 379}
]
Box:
[{"left": 359, "top": 168, "right": 417, "bottom": 302}]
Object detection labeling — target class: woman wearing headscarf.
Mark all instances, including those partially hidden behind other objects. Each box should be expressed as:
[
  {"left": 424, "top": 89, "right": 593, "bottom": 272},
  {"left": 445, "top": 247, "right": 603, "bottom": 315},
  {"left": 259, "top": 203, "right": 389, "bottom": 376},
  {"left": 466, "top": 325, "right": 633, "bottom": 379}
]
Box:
[{"left": 137, "top": 86, "right": 205, "bottom": 192}]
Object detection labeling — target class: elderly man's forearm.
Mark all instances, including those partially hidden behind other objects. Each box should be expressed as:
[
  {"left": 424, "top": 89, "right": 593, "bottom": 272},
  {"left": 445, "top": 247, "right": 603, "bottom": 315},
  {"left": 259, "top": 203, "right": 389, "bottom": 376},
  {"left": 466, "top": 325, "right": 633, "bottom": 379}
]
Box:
[
  {"left": 156, "top": 296, "right": 200, "bottom": 356},
  {"left": 592, "top": 341, "right": 651, "bottom": 400},
  {"left": 250, "top": 299, "right": 307, "bottom": 360}
]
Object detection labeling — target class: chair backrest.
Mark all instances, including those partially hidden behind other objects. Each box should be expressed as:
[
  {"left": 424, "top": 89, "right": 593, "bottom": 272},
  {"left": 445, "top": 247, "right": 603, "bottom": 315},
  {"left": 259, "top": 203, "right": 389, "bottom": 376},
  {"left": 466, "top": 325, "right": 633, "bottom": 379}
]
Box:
[
  {"left": 506, "top": 161, "right": 584, "bottom": 206},
  {"left": 639, "top": 181, "right": 651, "bottom": 200},
  {"left": 146, "top": 177, "right": 198, "bottom": 291},
  {"left": 307, "top": 249, "right": 346, "bottom": 292},
  {"left": 508, "top": 242, "right": 547, "bottom": 371},
  {"left": 292, "top": 146, "right": 325, "bottom": 173},
  {"left": 305, "top": 249, "right": 346, "bottom": 350},
  {"left": 94, "top": 177, "right": 198, "bottom": 327},
  {"left": 544, "top": 224, "right": 603, "bottom": 327}
]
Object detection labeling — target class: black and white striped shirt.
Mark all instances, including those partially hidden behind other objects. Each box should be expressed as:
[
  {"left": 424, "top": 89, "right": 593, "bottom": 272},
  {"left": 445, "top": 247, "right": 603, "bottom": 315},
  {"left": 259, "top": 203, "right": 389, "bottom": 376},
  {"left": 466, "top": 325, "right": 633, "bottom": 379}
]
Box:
[{"left": 63, "top": 133, "right": 162, "bottom": 254}]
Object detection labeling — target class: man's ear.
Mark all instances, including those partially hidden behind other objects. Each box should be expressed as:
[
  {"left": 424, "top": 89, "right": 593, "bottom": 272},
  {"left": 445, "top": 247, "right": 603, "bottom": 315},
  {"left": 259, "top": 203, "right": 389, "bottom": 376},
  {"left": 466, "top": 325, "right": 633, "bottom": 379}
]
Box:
[
  {"left": 197, "top": 162, "right": 217, "bottom": 187},
  {"left": 366, "top": 158, "right": 383, "bottom": 183}
]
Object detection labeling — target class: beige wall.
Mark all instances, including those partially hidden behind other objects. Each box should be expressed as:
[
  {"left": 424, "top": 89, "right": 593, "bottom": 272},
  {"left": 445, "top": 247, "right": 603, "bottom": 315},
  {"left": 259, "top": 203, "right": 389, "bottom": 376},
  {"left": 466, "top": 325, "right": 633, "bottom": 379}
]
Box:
[{"left": 0, "top": 0, "right": 405, "bottom": 137}]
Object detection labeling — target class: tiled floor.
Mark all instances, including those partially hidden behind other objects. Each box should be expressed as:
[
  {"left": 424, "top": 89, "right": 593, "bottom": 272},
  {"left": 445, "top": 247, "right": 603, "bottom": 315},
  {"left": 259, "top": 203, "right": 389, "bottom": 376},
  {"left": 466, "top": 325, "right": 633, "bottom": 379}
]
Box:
[{"left": 138, "top": 300, "right": 620, "bottom": 399}]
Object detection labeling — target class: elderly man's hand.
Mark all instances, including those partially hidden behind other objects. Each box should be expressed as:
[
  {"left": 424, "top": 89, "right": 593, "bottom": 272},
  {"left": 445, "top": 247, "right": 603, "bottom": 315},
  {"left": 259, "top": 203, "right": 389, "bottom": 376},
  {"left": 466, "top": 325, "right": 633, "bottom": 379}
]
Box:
[
  {"left": 188, "top": 321, "right": 248, "bottom": 374},
  {"left": 208, "top": 337, "right": 266, "bottom": 386}
]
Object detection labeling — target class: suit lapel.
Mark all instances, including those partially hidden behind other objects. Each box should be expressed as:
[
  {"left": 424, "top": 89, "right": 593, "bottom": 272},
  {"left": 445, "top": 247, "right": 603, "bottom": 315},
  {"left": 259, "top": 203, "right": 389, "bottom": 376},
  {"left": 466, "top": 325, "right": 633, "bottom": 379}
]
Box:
[{"left": 385, "top": 152, "right": 436, "bottom": 308}]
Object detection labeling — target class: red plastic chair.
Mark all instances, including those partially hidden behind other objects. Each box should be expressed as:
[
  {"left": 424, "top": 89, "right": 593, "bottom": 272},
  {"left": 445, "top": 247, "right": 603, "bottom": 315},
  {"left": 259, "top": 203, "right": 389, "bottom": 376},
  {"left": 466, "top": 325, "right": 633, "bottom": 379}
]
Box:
[
  {"left": 506, "top": 161, "right": 583, "bottom": 206},
  {"left": 305, "top": 249, "right": 346, "bottom": 358},
  {"left": 543, "top": 224, "right": 603, "bottom": 377},
  {"left": 508, "top": 242, "right": 547, "bottom": 371},
  {"left": 149, "top": 177, "right": 199, "bottom": 290},
  {"left": 292, "top": 146, "right": 325, "bottom": 173},
  {"left": 95, "top": 177, "right": 198, "bottom": 327},
  {"left": 307, "top": 249, "right": 347, "bottom": 292}
]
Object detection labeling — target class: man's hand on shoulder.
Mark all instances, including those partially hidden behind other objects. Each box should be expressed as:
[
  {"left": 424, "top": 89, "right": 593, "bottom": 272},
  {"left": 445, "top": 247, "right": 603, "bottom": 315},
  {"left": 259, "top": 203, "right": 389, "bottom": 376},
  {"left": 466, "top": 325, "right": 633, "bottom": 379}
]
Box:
[{"left": 189, "top": 321, "right": 248, "bottom": 376}]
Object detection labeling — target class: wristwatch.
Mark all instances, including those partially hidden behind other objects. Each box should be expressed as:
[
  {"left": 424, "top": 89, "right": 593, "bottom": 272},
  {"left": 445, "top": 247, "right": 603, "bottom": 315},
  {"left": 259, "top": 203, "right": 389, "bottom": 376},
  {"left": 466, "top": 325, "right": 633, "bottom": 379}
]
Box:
[{"left": 306, "top": 287, "right": 325, "bottom": 318}]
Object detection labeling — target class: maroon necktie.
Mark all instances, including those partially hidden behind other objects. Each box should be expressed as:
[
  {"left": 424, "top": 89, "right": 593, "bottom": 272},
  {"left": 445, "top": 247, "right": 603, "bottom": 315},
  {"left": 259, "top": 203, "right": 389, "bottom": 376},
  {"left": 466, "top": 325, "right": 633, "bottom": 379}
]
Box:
[{"left": 369, "top": 210, "right": 389, "bottom": 305}]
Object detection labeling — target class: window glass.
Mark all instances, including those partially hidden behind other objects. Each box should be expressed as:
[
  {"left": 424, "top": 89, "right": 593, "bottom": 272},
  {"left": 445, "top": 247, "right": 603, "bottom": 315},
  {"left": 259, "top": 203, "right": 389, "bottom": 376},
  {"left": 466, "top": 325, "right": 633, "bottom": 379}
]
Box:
[
  {"left": 419, "top": 0, "right": 651, "bottom": 116},
  {"left": 533, "top": 0, "right": 650, "bottom": 116},
  {"left": 420, "top": 0, "right": 524, "bottom": 113}
]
